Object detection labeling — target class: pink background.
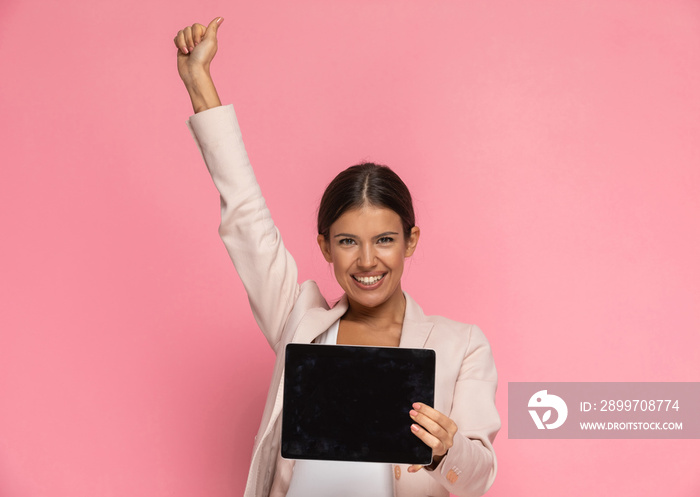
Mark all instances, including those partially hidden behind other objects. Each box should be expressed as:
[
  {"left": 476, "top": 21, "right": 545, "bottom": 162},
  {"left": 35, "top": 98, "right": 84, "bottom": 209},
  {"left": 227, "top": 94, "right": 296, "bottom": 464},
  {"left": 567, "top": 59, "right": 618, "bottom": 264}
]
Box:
[{"left": 1, "top": 0, "right": 699, "bottom": 495}]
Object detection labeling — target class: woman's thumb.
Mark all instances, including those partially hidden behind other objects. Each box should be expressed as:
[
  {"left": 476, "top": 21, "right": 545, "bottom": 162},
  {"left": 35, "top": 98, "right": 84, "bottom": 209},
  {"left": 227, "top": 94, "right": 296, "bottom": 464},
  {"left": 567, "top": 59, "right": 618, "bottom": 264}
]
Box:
[{"left": 205, "top": 16, "right": 223, "bottom": 38}]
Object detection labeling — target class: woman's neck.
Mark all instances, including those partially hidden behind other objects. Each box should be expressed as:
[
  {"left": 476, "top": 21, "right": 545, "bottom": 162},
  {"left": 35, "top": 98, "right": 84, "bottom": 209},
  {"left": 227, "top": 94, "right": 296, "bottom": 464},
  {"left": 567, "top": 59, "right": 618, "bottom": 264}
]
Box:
[{"left": 342, "top": 288, "right": 407, "bottom": 331}]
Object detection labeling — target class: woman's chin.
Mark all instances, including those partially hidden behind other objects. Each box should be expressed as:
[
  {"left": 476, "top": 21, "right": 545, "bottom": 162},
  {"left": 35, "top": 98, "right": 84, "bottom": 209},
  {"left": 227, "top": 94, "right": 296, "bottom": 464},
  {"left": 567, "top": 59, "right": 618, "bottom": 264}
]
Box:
[{"left": 344, "top": 281, "right": 403, "bottom": 310}]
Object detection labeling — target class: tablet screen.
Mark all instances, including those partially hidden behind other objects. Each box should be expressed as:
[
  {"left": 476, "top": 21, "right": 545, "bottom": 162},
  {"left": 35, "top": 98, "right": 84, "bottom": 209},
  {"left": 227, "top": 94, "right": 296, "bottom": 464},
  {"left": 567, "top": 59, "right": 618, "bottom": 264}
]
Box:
[{"left": 282, "top": 343, "right": 435, "bottom": 464}]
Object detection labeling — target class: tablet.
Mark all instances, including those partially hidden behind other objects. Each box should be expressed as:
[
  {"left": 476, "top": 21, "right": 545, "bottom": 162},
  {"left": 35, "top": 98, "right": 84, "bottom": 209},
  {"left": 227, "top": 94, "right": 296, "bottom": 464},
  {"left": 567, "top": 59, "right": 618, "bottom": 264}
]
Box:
[{"left": 282, "top": 343, "right": 436, "bottom": 464}]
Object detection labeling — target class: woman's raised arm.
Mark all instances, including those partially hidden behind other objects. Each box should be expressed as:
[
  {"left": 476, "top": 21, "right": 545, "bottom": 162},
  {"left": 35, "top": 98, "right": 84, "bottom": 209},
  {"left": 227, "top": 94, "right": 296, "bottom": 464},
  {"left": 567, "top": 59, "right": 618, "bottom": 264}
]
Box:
[
  {"left": 175, "top": 18, "right": 304, "bottom": 350},
  {"left": 174, "top": 17, "right": 224, "bottom": 113}
]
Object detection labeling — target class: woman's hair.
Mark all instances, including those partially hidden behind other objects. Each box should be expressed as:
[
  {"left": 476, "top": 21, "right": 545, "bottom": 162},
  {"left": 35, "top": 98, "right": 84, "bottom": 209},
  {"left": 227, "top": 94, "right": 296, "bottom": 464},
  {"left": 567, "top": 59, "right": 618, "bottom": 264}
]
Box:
[{"left": 317, "top": 162, "right": 415, "bottom": 241}]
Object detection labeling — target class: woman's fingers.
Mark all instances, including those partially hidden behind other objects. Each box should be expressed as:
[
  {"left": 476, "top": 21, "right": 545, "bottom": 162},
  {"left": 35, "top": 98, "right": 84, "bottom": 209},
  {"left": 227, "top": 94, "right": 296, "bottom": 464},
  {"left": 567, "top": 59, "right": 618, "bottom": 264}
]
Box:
[
  {"left": 173, "top": 17, "right": 223, "bottom": 55},
  {"left": 183, "top": 26, "right": 194, "bottom": 52},
  {"left": 411, "top": 403, "right": 458, "bottom": 436},
  {"left": 410, "top": 415, "right": 448, "bottom": 444},
  {"left": 191, "top": 23, "right": 206, "bottom": 46},
  {"left": 174, "top": 30, "right": 188, "bottom": 54},
  {"left": 410, "top": 418, "right": 452, "bottom": 456},
  {"left": 409, "top": 403, "right": 458, "bottom": 456},
  {"left": 410, "top": 421, "right": 444, "bottom": 451}
]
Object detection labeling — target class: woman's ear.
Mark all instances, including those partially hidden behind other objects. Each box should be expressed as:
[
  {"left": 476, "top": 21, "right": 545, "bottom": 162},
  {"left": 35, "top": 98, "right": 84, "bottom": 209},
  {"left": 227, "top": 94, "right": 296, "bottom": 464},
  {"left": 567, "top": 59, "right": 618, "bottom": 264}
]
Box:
[
  {"left": 404, "top": 226, "right": 420, "bottom": 257},
  {"left": 317, "top": 234, "right": 333, "bottom": 263}
]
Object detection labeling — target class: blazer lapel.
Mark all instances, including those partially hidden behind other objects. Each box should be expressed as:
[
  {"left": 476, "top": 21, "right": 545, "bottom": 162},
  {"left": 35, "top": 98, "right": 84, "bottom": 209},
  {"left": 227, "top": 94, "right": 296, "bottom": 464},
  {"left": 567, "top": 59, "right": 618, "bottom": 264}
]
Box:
[
  {"left": 293, "top": 295, "right": 349, "bottom": 344},
  {"left": 399, "top": 292, "right": 433, "bottom": 349}
]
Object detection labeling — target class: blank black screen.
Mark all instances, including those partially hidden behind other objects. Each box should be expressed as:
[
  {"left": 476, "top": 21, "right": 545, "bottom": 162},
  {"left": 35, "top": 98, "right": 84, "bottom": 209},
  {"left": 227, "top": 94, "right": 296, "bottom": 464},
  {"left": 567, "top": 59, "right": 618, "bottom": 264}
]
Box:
[{"left": 282, "top": 344, "right": 435, "bottom": 464}]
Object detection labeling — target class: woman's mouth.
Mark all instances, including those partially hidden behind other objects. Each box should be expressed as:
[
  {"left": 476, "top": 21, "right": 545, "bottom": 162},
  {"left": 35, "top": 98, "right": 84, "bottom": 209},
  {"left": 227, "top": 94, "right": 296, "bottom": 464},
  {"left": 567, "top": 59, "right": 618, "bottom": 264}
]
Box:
[{"left": 351, "top": 274, "right": 386, "bottom": 287}]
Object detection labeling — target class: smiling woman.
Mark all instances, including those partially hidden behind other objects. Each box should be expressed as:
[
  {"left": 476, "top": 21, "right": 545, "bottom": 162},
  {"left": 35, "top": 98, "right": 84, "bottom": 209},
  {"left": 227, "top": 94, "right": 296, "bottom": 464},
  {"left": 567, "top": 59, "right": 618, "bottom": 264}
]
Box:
[
  {"left": 174, "top": 16, "right": 500, "bottom": 497},
  {"left": 316, "top": 163, "right": 419, "bottom": 329},
  {"left": 317, "top": 204, "right": 420, "bottom": 347}
]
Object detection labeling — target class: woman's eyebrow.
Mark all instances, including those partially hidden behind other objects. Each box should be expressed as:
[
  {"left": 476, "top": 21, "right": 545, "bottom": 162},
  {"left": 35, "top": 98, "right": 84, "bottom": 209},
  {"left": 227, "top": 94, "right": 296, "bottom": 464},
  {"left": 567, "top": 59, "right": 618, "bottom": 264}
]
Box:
[
  {"left": 333, "top": 231, "right": 399, "bottom": 239},
  {"left": 374, "top": 231, "right": 399, "bottom": 238}
]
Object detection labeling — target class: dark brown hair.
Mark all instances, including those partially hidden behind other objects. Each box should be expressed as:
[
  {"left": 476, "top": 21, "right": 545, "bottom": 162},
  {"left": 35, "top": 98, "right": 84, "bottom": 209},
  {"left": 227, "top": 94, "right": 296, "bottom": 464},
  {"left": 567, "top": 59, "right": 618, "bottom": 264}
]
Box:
[{"left": 317, "top": 162, "right": 415, "bottom": 240}]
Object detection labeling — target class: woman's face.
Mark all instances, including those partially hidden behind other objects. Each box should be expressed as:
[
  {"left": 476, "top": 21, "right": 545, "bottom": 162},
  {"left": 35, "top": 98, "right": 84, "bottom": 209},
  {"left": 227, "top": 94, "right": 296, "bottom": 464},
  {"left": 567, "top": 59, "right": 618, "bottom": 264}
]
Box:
[{"left": 317, "top": 205, "right": 420, "bottom": 311}]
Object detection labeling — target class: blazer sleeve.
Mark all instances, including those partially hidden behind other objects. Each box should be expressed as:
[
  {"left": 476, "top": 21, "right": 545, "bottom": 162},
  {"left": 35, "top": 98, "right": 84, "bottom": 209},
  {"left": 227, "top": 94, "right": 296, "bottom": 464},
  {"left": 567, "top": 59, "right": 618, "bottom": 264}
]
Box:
[
  {"left": 186, "top": 104, "right": 300, "bottom": 349},
  {"left": 428, "top": 325, "right": 500, "bottom": 497}
]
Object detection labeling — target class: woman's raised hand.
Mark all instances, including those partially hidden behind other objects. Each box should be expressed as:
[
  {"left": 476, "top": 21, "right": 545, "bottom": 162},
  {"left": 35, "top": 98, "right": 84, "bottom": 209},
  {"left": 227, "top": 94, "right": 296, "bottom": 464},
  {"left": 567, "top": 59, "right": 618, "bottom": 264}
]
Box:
[
  {"left": 174, "top": 17, "right": 223, "bottom": 81},
  {"left": 173, "top": 17, "right": 224, "bottom": 113},
  {"left": 407, "top": 403, "right": 459, "bottom": 473}
]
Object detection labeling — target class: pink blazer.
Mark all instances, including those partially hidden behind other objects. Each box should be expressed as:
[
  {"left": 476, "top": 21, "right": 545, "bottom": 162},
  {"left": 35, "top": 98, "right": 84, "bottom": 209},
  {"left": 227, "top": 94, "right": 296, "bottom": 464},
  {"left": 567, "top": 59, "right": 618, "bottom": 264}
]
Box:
[{"left": 187, "top": 105, "right": 500, "bottom": 497}]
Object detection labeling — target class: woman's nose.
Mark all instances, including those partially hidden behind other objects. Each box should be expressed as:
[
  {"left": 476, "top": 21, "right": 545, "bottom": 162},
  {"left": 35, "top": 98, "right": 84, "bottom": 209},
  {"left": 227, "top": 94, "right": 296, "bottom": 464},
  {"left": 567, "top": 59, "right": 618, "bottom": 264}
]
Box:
[{"left": 357, "top": 245, "right": 376, "bottom": 268}]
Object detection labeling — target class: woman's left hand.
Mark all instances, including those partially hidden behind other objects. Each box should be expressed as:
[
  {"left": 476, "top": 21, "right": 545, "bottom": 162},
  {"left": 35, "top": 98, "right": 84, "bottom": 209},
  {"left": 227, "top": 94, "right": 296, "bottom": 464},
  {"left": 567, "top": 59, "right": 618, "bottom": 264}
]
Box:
[{"left": 407, "top": 402, "right": 458, "bottom": 473}]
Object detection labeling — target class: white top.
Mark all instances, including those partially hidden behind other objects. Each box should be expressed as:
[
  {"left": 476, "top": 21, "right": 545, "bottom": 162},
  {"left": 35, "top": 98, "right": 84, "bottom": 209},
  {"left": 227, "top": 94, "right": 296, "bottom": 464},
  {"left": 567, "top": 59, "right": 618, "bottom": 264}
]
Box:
[{"left": 284, "top": 320, "right": 394, "bottom": 497}]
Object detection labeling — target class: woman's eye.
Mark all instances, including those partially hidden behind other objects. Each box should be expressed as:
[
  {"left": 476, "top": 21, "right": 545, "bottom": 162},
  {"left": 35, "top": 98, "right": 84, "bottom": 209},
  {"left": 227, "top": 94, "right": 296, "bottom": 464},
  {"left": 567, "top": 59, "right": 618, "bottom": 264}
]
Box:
[
  {"left": 377, "top": 237, "right": 394, "bottom": 244},
  {"left": 338, "top": 238, "right": 356, "bottom": 246}
]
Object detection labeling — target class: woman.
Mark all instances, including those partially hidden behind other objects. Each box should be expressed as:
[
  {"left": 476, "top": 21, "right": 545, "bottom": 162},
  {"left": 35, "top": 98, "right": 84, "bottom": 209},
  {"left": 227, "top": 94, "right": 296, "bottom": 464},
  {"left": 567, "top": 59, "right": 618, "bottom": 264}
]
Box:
[{"left": 174, "top": 17, "right": 500, "bottom": 497}]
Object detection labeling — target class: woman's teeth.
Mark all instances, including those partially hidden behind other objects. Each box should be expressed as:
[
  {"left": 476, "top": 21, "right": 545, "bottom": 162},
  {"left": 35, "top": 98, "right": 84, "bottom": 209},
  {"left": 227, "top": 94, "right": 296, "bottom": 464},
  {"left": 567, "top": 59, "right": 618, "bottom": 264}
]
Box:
[{"left": 353, "top": 274, "right": 385, "bottom": 285}]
